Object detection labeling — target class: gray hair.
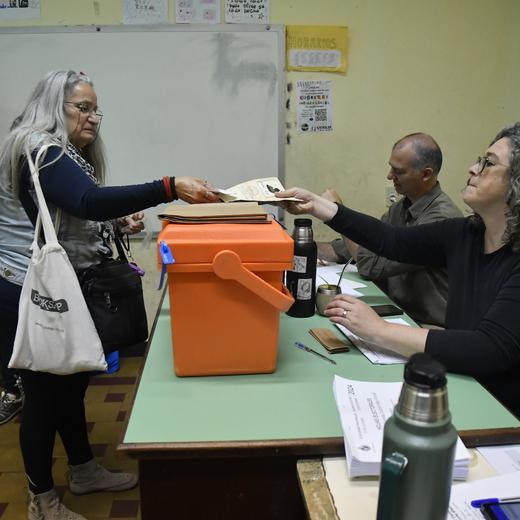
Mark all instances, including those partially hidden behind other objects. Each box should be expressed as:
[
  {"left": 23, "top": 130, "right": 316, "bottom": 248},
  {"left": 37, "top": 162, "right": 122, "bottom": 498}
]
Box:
[
  {"left": 493, "top": 123, "right": 520, "bottom": 252},
  {"left": 468, "top": 123, "right": 520, "bottom": 252},
  {"left": 393, "top": 132, "right": 443, "bottom": 176},
  {"left": 0, "top": 70, "right": 106, "bottom": 195}
]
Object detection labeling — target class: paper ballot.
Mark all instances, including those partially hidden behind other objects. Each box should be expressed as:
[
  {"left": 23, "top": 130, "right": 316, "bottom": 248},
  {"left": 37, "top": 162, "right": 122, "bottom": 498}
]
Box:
[
  {"left": 333, "top": 375, "right": 470, "bottom": 479},
  {"left": 447, "top": 472, "right": 520, "bottom": 519},
  {"left": 335, "top": 318, "right": 409, "bottom": 365}
]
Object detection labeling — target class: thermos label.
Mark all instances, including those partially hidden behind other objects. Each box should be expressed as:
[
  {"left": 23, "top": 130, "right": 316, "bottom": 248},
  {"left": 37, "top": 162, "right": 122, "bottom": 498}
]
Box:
[
  {"left": 296, "top": 278, "right": 312, "bottom": 299},
  {"left": 292, "top": 255, "right": 307, "bottom": 273}
]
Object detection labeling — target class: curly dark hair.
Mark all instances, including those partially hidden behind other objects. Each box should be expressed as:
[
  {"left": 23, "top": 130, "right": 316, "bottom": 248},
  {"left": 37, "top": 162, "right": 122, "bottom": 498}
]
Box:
[{"left": 469, "top": 122, "right": 520, "bottom": 252}]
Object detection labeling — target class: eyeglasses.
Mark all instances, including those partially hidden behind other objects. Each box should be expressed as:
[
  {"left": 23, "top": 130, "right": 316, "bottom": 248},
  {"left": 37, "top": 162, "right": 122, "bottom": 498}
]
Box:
[
  {"left": 475, "top": 156, "right": 509, "bottom": 175},
  {"left": 64, "top": 102, "right": 103, "bottom": 119}
]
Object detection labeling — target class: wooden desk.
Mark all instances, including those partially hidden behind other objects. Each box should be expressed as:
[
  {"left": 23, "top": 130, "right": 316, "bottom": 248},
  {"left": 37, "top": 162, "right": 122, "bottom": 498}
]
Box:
[
  {"left": 118, "top": 273, "right": 520, "bottom": 519},
  {"left": 297, "top": 451, "right": 498, "bottom": 520}
]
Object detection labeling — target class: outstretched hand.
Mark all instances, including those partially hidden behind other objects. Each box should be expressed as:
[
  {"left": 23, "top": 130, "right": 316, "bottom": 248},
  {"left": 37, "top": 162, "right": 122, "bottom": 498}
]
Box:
[
  {"left": 175, "top": 176, "right": 221, "bottom": 204},
  {"left": 275, "top": 187, "right": 339, "bottom": 221},
  {"left": 118, "top": 212, "right": 145, "bottom": 234}
]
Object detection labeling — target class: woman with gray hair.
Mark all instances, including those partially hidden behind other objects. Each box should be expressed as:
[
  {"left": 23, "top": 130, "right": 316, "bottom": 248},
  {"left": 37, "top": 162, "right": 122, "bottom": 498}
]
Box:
[
  {"left": 277, "top": 122, "right": 520, "bottom": 418},
  {"left": 0, "top": 70, "right": 220, "bottom": 519}
]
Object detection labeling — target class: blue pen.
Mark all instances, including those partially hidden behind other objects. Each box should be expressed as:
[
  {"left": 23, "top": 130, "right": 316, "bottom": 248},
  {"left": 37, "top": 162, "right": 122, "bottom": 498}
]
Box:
[
  {"left": 294, "top": 342, "right": 336, "bottom": 365},
  {"left": 471, "top": 496, "right": 520, "bottom": 508}
]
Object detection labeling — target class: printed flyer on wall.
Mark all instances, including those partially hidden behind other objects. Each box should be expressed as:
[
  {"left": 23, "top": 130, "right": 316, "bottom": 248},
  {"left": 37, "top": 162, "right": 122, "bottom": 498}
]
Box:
[
  {"left": 0, "top": 0, "right": 39, "bottom": 20},
  {"left": 296, "top": 80, "right": 333, "bottom": 133}
]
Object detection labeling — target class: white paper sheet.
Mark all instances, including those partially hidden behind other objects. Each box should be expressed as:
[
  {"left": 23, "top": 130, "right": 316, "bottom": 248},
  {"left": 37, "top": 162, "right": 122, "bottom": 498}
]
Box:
[
  {"left": 176, "top": 0, "right": 220, "bottom": 24},
  {"left": 123, "top": 0, "right": 168, "bottom": 24},
  {"left": 333, "top": 375, "right": 469, "bottom": 479},
  {"left": 296, "top": 80, "right": 333, "bottom": 133},
  {"left": 0, "top": 0, "right": 39, "bottom": 20},
  {"left": 225, "top": 0, "right": 269, "bottom": 23},
  {"left": 477, "top": 444, "right": 520, "bottom": 474},
  {"left": 335, "top": 318, "right": 409, "bottom": 365},
  {"left": 448, "top": 472, "right": 520, "bottom": 519}
]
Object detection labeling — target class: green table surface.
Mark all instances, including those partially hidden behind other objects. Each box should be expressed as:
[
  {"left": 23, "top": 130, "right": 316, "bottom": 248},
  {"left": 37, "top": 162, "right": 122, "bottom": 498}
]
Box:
[{"left": 122, "top": 273, "right": 520, "bottom": 449}]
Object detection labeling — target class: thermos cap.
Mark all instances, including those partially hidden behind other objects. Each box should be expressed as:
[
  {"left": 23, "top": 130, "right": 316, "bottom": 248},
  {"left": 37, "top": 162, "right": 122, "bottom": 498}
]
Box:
[
  {"left": 294, "top": 218, "right": 313, "bottom": 227},
  {"left": 404, "top": 353, "right": 447, "bottom": 390}
]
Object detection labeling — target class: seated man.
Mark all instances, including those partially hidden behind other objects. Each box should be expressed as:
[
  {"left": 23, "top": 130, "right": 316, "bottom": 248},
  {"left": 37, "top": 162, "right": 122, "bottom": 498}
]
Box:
[{"left": 317, "top": 133, "right": 462, "bottom": 327}]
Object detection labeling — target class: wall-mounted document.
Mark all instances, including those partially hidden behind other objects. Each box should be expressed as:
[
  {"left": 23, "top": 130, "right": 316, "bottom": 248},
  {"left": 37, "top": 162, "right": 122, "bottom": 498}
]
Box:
[{"left": 333, "top": 375, "right": 470, "bottom": 479}]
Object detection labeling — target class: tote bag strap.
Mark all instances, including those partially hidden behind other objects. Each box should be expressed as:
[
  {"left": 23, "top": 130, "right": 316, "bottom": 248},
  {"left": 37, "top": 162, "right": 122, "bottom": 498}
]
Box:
[{"left": 24, "top": 144, "right": 60, "bottom": 247}]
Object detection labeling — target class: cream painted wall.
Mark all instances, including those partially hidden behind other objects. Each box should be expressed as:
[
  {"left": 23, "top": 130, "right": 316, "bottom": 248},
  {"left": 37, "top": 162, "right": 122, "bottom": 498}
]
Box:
[
  {"left": 2, "top": 0, "right": 518, "bottom": 241},
  {"left": 272, "top": 0, "right": 520, "bottom": 238}
]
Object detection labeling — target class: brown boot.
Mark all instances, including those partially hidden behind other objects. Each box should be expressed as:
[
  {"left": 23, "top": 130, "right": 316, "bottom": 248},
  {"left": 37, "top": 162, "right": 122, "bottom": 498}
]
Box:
[{"left": 28, "top": 489, "right": 87, "bottom": 520}]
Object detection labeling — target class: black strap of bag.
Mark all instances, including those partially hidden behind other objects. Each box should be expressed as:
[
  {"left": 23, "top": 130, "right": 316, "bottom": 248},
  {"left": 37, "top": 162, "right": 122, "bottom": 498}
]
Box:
[
  {"left": 113, "top": 228, "right": 130, "bottom": 262},
  {"left": 78, "top": 229, "right": 148, "bottom": 354}
]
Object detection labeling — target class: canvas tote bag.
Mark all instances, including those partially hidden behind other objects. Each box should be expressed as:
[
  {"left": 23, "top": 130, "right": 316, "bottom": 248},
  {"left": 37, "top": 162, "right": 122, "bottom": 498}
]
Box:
[{"left": 9, "top": 145, "right": 107, "bottom": 375}]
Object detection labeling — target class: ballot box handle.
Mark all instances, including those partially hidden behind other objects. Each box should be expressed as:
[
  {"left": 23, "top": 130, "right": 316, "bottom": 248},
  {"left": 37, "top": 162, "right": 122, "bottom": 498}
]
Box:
[{"left": 212, "top": 250, "right": 294, "bottom": 312}]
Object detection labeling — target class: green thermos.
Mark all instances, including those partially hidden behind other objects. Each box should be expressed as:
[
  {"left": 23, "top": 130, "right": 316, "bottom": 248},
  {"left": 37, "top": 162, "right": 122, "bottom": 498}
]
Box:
[{"left": 376, "top": 353, "right": 457, "bottom": 520}]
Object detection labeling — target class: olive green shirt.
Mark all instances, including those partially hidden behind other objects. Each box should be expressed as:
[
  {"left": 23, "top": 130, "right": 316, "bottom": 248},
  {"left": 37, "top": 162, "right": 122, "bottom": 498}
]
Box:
[{"left": 334, "top": 183, "right": 462, "bottom": 326}]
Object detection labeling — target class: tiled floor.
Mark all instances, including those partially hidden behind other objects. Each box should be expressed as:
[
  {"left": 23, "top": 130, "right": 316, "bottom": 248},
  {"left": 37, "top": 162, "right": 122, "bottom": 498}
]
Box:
[{"left": 0, "top": 357, "right": 143, "bottom": 520}]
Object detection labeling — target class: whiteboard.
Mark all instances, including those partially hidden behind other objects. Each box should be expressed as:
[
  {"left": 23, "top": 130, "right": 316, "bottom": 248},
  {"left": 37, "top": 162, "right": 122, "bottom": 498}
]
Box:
[{"left": 0, "top": 25, "right": 285, "bottom": 230}]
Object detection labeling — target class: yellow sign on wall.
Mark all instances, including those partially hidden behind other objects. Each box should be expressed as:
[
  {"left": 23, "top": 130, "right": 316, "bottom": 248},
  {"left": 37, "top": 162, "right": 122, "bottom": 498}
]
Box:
[{"left": 286, "top": 25, "right": 348, "bottom": 74}]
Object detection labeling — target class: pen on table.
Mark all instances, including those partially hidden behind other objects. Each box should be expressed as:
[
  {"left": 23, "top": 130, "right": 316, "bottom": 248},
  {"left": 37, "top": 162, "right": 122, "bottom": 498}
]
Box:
[
  {"left": 471, "top": 496, "right": 520, "bottom": 508},
  {"left": 294, "top": 342, "right": 336, "bottom": 365}
]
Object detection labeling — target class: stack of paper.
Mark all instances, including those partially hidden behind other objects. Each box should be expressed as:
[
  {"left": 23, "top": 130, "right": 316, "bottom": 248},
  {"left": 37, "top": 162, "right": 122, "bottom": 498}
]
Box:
[
  {"left": 158, "top": 202, "right": 271, "bottom": 224},
  {"left": 333, "top": 375, "right": 470, "bottom": 479}
]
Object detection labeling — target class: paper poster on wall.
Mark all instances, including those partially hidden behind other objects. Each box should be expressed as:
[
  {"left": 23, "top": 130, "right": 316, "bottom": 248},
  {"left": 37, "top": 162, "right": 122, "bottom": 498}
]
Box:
[
  {"left": 296, "top": 80, "right": 333, "bottom": 133},
  {"left": 123, "top": 0, "right": 168, "bottom": 25},
  {"left": 225, "top": 0, "right": 269, "bottom": 24},
  {"left": 176, "top": 0, "right": 220, "bottom": 24},
  {"left": 287, "top": 25, "right": 348, "bottom": 74},
  {"left": 0, "top": 0, "right": 39, "bottom": 20}
]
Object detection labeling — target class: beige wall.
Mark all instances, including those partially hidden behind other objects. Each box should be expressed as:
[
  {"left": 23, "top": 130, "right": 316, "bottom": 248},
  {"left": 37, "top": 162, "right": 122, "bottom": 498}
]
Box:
[{"left": 2, "top": 0, "right": 519, "bottom": 319}]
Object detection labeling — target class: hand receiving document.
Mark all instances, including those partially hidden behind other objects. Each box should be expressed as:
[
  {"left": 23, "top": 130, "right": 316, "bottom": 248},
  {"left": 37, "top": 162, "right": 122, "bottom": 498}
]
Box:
[{"left": 216, "top": 177, "right": 300, "bottom": 203}]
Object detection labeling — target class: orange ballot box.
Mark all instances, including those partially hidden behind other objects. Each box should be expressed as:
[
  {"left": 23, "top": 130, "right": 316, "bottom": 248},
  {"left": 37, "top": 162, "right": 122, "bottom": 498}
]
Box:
[{"left": 157, "top": 219, "right": 294, "bottom": 376}]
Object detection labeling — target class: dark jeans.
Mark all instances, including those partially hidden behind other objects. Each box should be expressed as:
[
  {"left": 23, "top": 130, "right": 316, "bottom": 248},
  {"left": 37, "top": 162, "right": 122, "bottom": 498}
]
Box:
[
  {"left": 0, "top": 276, "right": 21, "bottom": 393},
  {"left": 19, "top": 370, "right": 93, "bottom": 493},
  {"left": 0, "top": 276, "right": 93, "bottom": 493}
]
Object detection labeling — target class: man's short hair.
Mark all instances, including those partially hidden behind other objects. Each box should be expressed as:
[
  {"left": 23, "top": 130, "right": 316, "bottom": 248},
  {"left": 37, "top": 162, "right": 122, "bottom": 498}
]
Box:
[{"left": 393, "top": 133, "right": 443, "bottom": 176}]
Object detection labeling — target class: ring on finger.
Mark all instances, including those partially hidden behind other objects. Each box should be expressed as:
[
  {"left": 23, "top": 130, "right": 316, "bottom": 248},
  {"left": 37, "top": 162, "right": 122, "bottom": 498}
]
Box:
[{"left": 342, "top": 310, "right": 348, "bottom": 318}]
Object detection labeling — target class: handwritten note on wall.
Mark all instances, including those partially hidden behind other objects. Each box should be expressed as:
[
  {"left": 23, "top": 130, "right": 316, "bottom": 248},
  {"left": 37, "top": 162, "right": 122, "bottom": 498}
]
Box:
[
  {"left": 0, "top": 0, "right": 40, "bottom": 20},
  {"left": 176, "top": 0, "right": 220, "bottom": 24},
  {"left": 123, "top": 0, "right": 168, "bottom": 25},
  {"left": 225, "top": 0, "right": 269, "bottom": 24}
]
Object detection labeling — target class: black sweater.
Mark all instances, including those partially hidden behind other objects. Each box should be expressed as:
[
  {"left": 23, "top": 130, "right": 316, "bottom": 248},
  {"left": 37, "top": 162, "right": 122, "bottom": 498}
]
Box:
[{"left": 328, "top": 204, "right": 520, "bottom": 416}]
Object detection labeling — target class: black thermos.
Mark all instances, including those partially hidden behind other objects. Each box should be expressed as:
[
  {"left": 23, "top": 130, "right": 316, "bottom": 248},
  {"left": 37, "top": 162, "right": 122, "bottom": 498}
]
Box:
[{"left": 286, "top": 218, "right": 317, "bottom": 318}]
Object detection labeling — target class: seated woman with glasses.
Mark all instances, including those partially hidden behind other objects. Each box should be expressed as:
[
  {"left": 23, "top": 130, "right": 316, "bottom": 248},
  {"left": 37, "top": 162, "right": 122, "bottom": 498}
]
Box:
[
  {"left": 0, "top": 70, "right": 221, "bottom": 520},
  {"left": 276, "top": 122, "right": 520, "bottom": 419}
]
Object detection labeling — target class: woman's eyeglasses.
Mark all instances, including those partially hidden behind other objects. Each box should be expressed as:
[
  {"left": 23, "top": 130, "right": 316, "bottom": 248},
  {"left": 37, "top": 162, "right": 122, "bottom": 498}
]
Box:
[
  {"left": 64, "top": 102, "right": 103, "bottom": 119},
  {"left": 475, "top": 156, "right": 508, "bottom": 175}
]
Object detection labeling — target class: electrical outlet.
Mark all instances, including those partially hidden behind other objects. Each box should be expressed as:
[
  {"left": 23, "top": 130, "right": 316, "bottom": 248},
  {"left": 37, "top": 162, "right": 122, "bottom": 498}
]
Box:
[{"left": 386, "top": 186, "right": 398, "bottom": 206}]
